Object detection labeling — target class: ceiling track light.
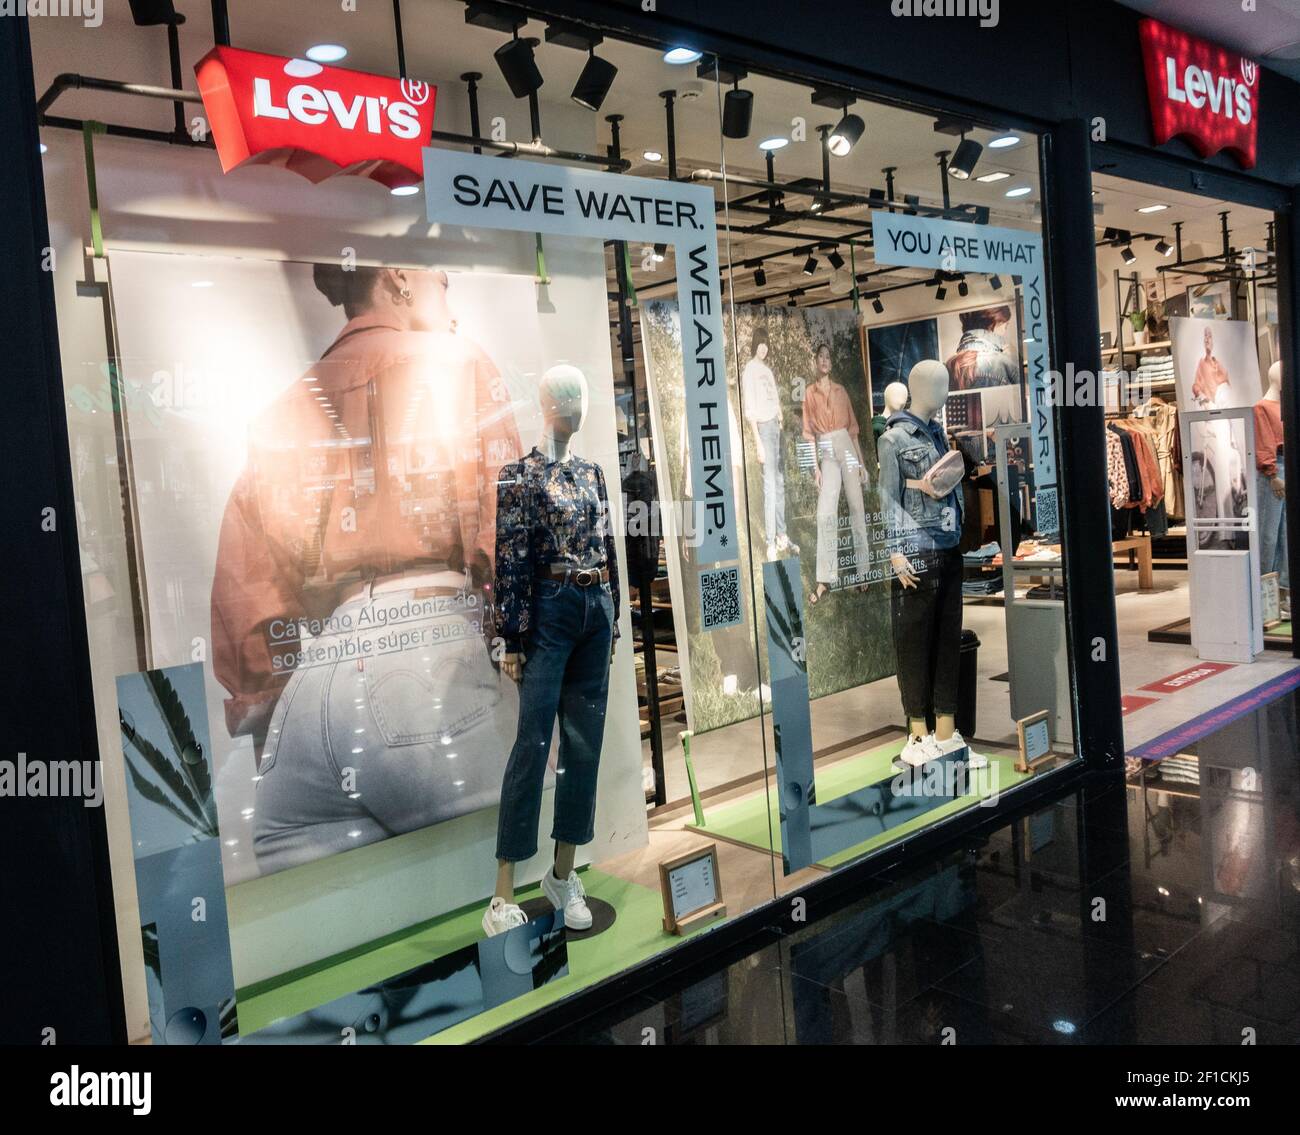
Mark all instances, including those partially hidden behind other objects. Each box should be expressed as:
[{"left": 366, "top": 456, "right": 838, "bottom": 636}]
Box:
[
  {"left": 935, "top": 285, "right": 947, "bottom": 301},
  {"left": 1155, "top": 239, "right": 1173, "bottom": 258},
  {"left": 1121, "top": 245, "right": 1137, "bottom": 265},
  {"left": 754, "top": 267, "right": 767, "bottom": 287},
  {"left": 571, "top": 48, "right": 618, "bottom": 111},
  {"left": 827, "top": 249, "right": 845, "bottom": 271},
  {"left": 828, "top": 107, "right": 865, "bottom": 157},
  {"left": 871, "top": 295, "right": 885, "bottom": 315},
  {"left": 802, "top": 255, "right": 818, "bottom": 276},
  {"left": 989, "top": 274, "right": 1003, "bottom": 290},
  {"left": 494, "top": 34, "right": 544, "bottom": 99},
  {"left": 958, "top": 279, "right": 969, "bottom": 297},
  {"left": 948, "top": 133, "right": 982, "bottom": 180},
  {"left": 722, "top": 83, "right": 754, "bottom": 139}
]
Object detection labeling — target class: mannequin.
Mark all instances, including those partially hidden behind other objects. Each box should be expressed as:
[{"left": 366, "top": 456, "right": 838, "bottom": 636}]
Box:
[
  {"left": 485, "top": 365, "right": 619, "bottom": 937},
  {"left": 877, "top": 360, "right": 986, "bottom": 769},
  {"left": 871, "top": 382, "right": 909, "bottom": 460},
  {"left": 741, "top": 326, "right": 797, "bottom": 561},
  {"left": 1254, "top": 361, "right": 1289, "bottom": 614}
]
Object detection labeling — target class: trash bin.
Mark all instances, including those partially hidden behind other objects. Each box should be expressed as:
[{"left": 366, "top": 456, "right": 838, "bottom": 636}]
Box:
[{"left": 956, "top": 629, "right": 980, "bottom": 739}]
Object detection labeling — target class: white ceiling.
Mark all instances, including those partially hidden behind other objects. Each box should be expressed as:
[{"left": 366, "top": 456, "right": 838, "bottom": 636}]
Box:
[{"left": 1117, "top": 0, "right": 1300, "bottom": 81}]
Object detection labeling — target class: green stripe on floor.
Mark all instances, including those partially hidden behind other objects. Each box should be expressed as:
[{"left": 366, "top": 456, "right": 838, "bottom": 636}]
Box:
[
  {"left": 235, "top": 868, "right": 705, "bottom": 1044},
  {"left": 689, "top": 737, "right": 1030, "bottom": 868}
]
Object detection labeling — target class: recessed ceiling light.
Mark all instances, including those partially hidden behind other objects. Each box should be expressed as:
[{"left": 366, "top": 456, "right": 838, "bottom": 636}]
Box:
[
  {"left": 1138, "top": 203, "right": 1168, "bottom": 213},
  {"left": 663, "top": 47, "right": 702, "bottom": 65},
  {"left": 642, "top": 149, "right": 663, "bottom": 162},
  {"left": 758, "top": 136, "right": 789, "bottom": 151},
  {"left": 975, "top": 171, "right": 1010, "bottom": 183},
  {"left": 191, "top": 280, "right": 214, "bottom": 288},
  {"left": 989, "top": 133, "right": 1020, "bottom": 149},
  {"left": 1005, "top": 186, "right": 1032, "bottom": 198},
  {"left": 391, "top": 184, "right": 421, "bottom": 196},
  {"left": 305, "top": 44, "right": 348, "bottom": 64}
]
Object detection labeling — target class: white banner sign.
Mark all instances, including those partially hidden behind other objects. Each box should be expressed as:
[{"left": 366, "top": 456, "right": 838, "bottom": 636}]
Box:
[
  {"left": 424, "top": 149, "right": 738, "bottom": 565},
  {"left": 871, "top": 210, "right": 1057, "bottom": 532}
]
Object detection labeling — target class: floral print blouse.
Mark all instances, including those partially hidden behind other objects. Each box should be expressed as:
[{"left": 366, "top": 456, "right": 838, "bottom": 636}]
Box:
[{"left": 493, "top": 447, "right": 621, "bottom": 651}]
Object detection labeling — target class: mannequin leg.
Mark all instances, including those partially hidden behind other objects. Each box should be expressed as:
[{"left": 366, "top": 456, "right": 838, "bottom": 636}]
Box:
[
  {"left": 550, "top": 586, "right": 614, "bottom": 852},
  {"left": 908, "top": 717, "right": 929, "bottom": 741},
  {"left": 494, "top": 859, "right": 516, "bottom": 903},
  {"left": 929, "top": 551, "right": 964, "bottom": 742},
  {"left": 553, "top": 842, "right": 576, "bottom": 879}
]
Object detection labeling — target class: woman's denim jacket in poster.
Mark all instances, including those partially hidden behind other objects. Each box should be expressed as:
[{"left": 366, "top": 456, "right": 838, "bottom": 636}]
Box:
[{"left": 877, "top": 411, "right": 963, "bottom": 557}]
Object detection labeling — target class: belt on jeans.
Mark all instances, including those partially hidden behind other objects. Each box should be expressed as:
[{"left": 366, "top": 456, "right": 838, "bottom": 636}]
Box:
[{"left": 539, "top": 565, "right": 608, "bottom": 587}]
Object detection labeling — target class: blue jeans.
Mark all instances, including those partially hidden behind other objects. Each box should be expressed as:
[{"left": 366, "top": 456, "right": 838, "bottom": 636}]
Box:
[
  {"left": 757, "top": 418, "right": 786, "bottom": 543},
  {"left": 495, "top": 578, "right": 614, "bottom": 862},
  {"left": 1258, "top": 450, "right": 1289, "bottom": 590}
]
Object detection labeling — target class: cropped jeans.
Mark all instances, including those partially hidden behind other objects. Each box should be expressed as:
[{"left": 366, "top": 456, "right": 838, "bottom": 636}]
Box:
[{"left": 495, "top": 578, "right": 615, "bottom": 862}]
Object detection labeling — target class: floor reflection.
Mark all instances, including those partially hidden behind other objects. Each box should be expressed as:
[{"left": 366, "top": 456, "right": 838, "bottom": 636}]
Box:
[{"left": 532, "top": 690, "right": 1300, "bottom": 1045}]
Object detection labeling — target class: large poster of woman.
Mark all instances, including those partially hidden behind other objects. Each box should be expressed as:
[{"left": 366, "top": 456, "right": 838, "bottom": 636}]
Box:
[
  {"left": 107, "top": 250, "right": 642, "bottom": 884},
  {"left": 643, "top": 300, "right": 893, "bottom": 734}
]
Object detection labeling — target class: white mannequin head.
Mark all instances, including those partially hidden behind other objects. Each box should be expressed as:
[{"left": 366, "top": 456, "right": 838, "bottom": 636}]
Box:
[
  {"left": 1267, "top": 360, "right": 1282, "bottom": 400},
  {"left": 539, "top": 364, "right": 589, "bottom": 458},
  {"left": 883, "top": 381, "right": 909, "bottom": 414},
  {"left": 906, "top": 360, "right": 950, "bottom": 420}
]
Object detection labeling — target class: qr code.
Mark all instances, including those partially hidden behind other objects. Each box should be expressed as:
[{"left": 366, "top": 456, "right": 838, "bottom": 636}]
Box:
[
  {"left": 700, "top": 566, "right": 742, "bottom": 631},
  {"left": 1036, "top": 486, "right": 1060, "bottom": 537}
]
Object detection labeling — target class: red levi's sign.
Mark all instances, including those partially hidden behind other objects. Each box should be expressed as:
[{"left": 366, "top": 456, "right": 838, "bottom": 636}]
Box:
[
  {"left": 1138, "top": 18, "right": 1259, "bottom": 169},
  {"left": 195, "top": 46, "right": 435, "bottom": 188}
]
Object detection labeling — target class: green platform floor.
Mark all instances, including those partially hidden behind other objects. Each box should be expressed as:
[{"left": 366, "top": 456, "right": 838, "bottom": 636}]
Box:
[
  {"left": 235, "top": 867, "right": 703, "bottom": 1045},
  {"left": 688, "top": 736, "right": 1030, "bottom": 869}
]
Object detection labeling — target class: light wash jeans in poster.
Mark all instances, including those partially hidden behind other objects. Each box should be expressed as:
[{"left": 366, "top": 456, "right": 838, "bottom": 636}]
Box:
[
  {"left": 253, "top": 583, "right": 519, "bottom": 875},
  {"left": 815, "top": 428, "right": 870, "bottom": 585},
  {"left": 757, "top": 417, "right": 787, "bottom": 545},
  {"left": 1258, "top": 450, "right": 1289, "bottom": 591}
]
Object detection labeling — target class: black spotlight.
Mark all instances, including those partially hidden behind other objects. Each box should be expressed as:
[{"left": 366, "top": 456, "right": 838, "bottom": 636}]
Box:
[
  {"left": 827, "top": 249, "right": 845, "bottom": 270},
  {"left": 571, "top": 50, "right": 617, "bottom": 111},
  {"left": 788, "top": 296, "right": 798, "bottom": 307},
  {"left": 828, "top": 112, "right": 864, "bottom": 156},
  {"left": 723, "top": 86, "right": 754, "bottom": 139},
  {"left": 1102, "top": 227, "right": 1119, "bottom": 243},
  {"left": 654, "top": 242, "right": 667, "bottom": 257},
  {"left": 948, "top": 135, "right": 982, "bottom": 180},
  {"left": 989, "top": 274, "right": 1003, "bottom": 290},
  {"left": 1121, "top": 245, "right": 1137, "bottom": 265},
  {"left": 903, "top": 193, "right": 920, "bottom": 215},
  {"left": 871, "top": 295, "right": 885, "bottom": 315},
  {"left": 958, "top": 279, "right": 969, "bottom": 297},
  {"left": 495, "top": 36, "right": 544, "bottom": 98},
  {"left": 129, "top": 0, "right": 181, "bottom": 24},
  {"left": 1155, "top": 239, "right": 1173, "bottom": 257},
  {"left": 802, "top": 255, "right": 818, "bottom": 276},
  {"left": 754, "top": 267, "right": 767, "bottom": 287},
  {"left": 935, "top": 284, "right": 947, "bottom": 301}
]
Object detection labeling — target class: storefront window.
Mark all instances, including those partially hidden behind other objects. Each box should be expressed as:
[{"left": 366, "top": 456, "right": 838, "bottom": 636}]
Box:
[{"left": 33, "top": 0, "right": 1079, "bottom": 1044}]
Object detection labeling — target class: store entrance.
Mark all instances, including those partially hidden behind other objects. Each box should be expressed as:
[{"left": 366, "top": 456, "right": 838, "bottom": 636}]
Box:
[{"left": 1089, "top": 169, "right": 1293, "bottom": 750}]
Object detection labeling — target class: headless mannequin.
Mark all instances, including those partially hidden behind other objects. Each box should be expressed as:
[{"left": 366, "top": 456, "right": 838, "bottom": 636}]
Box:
[
  {"left": 888, "top": 360, "right": 959, "bottom": 745},
  {"left": 494, "top": 368, "right": 607, "bottom": 904}
]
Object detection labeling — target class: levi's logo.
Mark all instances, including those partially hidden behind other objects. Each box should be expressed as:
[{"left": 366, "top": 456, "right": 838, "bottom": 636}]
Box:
[
  {"left": 1139, "top": 18, "right": 1258, "bottom": 169},
  {"left": 195, "top": 46, "right": 436, "bottom": 189},
  {"left": 251, "top": 76, "right": 423, "bottom": 139}
]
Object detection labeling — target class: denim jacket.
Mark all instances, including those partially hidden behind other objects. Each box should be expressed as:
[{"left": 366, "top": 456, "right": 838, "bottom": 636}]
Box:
[{"left": 877, "top": 411, "right": 962, "bottom": 555}]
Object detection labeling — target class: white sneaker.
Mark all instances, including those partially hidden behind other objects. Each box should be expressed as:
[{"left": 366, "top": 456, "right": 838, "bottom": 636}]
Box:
[
  {"left": 777, "top": 534, "right": 800, "bottom": 555},
  {"left": 482, "top": 896, "right": 528, "bottom": 938},
  {"left": 541, "top": 868, "right": 593, "bottom": 931},
  {"left": 899, "top": 733, "right": 943, "bottom": 767},
  {"left": 939, "top": 730, "right": 989, "bottom": 769},
  {"left": 767, "top": 543, "right": 780, "bottom": 562}
]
